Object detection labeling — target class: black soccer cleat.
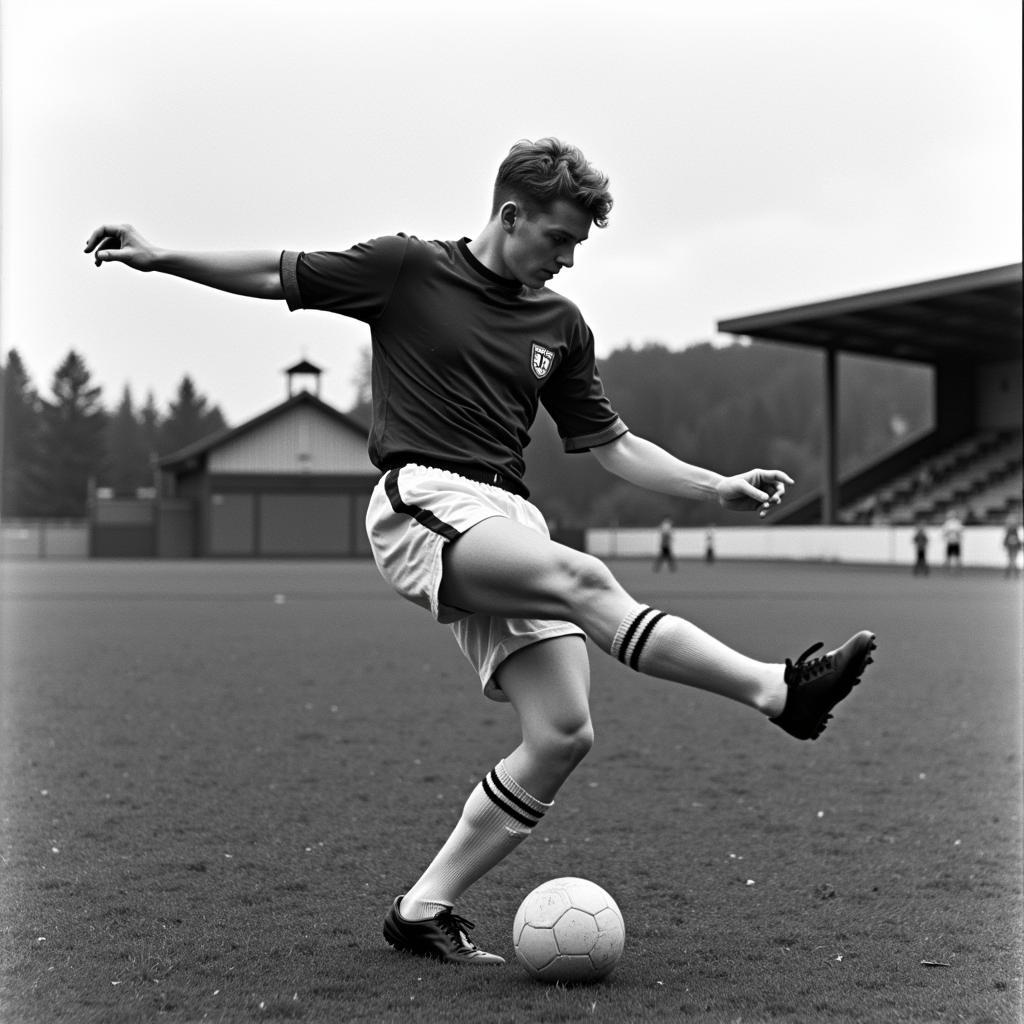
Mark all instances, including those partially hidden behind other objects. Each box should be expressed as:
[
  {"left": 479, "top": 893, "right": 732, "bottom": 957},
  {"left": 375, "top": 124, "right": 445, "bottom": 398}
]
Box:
[
  {"left": 770, "top": 630, "right": 877, "bottom": 740},
  {"left": 383, "top": 897, "right": 505, "bottom": 965}
]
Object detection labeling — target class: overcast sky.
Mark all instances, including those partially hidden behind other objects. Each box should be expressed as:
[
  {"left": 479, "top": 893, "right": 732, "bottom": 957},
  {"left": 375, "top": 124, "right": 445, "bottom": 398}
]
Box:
[{"left": 2, "top": 0, "right": 1020, "bottom": 423}]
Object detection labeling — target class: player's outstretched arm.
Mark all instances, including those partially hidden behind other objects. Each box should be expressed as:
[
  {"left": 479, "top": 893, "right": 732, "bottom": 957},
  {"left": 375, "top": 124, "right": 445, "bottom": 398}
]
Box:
[
  {"left": 590, "top": 432, "right": 793, "bottom": 517},
  {"left": 84, "top": 224, "right": 284, "bottom": 300}
]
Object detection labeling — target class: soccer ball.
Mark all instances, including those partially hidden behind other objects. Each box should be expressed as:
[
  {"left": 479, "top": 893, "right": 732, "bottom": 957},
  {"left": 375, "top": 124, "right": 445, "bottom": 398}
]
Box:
[{"left": 512, "top": 877, "right": 625, "bottom": 983}]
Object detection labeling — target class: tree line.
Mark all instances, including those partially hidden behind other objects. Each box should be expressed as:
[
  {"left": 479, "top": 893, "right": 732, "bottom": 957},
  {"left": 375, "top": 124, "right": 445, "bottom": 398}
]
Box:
[
  {"left": 2, "top": 339, "right": 931, "bottom": 524},
  {"left": 523, "top": 340, "right": 932, "bottom": 528},
  {"left": 1, "top": 349, "right": 226, "bottom": 518}
]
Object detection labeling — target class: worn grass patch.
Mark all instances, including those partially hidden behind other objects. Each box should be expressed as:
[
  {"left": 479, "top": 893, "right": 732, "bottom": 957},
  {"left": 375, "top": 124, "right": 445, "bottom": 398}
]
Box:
[{"left": 1, "top": 559, "right": 1021, "bottom": 1023}]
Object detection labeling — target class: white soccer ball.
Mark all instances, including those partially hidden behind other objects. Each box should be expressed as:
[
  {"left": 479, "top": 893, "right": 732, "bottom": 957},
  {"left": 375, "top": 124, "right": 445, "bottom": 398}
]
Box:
[{"left": 512, "top": 877, "right": 625, "bottom": 983}]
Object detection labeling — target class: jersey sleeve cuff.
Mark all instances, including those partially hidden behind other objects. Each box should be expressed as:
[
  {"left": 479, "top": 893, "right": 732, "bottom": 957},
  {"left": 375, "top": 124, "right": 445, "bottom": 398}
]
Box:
[
  {"left": 280, "top": 250, "right": 303, "bottom": 311},
  {"left": 562, "top": 419, "right": 629, "bottom": 453}
]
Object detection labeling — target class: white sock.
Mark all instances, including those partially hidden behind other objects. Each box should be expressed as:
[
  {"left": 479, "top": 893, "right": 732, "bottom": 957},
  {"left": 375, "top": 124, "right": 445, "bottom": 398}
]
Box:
[
  {"left": 400, "top": 760, "right": 552, "bottom": 921},
  {"left": 610, "top": 603, "right": 786, "bottom": 716}
]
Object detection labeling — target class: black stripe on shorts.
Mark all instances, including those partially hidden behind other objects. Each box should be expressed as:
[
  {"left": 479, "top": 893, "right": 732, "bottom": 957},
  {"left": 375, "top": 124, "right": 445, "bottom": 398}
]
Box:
[{"left": 384, "top": 468, "right": 461, "bottom": 542}]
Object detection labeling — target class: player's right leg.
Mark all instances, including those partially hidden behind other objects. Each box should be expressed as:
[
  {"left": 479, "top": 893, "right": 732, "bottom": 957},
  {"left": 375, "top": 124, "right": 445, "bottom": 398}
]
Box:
[
  {"left": 440, "top": 516, "right": 876, "bottom": 739},
  {"left": 384, "top": 636, "right": 592, "bottom": 964},
  {"left": 494, "top": 634, "right": 594, "bottom": 802}
]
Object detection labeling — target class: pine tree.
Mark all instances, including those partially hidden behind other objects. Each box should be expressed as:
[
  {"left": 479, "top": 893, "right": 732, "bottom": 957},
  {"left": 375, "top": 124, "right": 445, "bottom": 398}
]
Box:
[
  {"left": 36, "top": 351, "right": 108, "bottom": 517},
  {"left": 1, "top": 349, "right": 45, "bottom": 517},
  {"left": 105, "top": 385, "right": 153, "bottom": 496},
  {"left": 347, "top": 346, "right": 373, "bottom": 429},
  {"left": 139, "top": 391, "right": 162, "bottom": 485},
  {"left": 159, "top": 376, "right": 227, "bottom": 457}
]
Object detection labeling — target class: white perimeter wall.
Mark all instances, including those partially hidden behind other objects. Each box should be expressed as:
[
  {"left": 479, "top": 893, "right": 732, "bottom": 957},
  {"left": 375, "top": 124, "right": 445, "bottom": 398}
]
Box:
[
  {"left": 587, "top": 525, "right": 1014, "bottom": 569},
  {"left": 2, "top": 521, "right": 1014, "bottom": 567},
  {"left": 1, "top": 521, "right": 89, "bottom": 558}
]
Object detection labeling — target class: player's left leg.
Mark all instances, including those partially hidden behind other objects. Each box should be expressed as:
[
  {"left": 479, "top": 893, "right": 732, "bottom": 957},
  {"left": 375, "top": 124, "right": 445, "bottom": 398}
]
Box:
[
  {"left": 439, "top": 517, "right": 788, "bottom": 712},
  {"left": 440, "top": 516, "right": 875, "bottom": 740},
  {"left": 385, "top": 636, "right": 591, "bottom": 964}
]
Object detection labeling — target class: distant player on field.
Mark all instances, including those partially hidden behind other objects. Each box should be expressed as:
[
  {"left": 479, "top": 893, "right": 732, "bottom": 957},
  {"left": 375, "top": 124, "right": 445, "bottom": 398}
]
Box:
[
  {"left": 653, "top": 516, "right": 676, "bottom": 571},
  {"left": 1003, "top": 514, "right": 1021, "bottom": 578},
  {"left": 942, "top": 509, "right": 965, "bottom": 573},
  {"left": 85, "top": 138, "right": 876, "bottom": 966},
  {"left": 912, "top": 521, "right": 930, "bottom": 576}
]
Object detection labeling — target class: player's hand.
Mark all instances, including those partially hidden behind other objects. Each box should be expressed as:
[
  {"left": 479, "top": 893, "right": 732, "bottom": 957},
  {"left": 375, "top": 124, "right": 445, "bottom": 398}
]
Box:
[
  {"left": 84, "top": 223, "right": 157, "bottom": 270},
  {"left": 717, "top": 469, "right": 794, "bottom": 517}
]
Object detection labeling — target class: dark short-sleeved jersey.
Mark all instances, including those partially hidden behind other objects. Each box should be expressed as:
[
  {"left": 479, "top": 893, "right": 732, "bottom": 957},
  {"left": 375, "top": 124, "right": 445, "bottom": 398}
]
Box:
[{"left": 280, "top": 235, "right": 626, "bottom": 491}]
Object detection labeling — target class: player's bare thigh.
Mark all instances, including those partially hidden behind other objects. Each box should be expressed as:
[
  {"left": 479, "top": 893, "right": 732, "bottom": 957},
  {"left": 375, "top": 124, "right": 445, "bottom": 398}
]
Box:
[{"left": 439, "top": 517, "right": 632, "bottom": 644}]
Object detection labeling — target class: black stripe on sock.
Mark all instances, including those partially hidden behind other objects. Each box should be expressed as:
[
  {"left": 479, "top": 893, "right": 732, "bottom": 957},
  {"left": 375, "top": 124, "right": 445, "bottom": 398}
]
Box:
[
  {"left": 488, "top": 770, "right": 544, "bottom": 822},
  {"left": 629, "top": 610, "right": 668, "bottom": 671},
  {"left": 384, "top": 469, "right": 461, "bottom": 541},
  {"left": 617, "top": 606, "right": 654, "bottom": 664},
  {"left": 481, "top": 773, "right": 540, "bottom": 829}
]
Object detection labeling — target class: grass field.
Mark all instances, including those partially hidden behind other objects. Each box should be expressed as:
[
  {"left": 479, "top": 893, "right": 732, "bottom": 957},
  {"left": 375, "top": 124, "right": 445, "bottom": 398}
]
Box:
[{"left": 1, "top": 558, "right": 1021, "bottom": 1024}]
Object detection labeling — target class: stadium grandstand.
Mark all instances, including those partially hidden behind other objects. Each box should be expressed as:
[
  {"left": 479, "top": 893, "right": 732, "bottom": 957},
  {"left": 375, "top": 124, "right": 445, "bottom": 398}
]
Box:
[{"left": 718, "top": 263, "right": 1023, "bottom": 527}]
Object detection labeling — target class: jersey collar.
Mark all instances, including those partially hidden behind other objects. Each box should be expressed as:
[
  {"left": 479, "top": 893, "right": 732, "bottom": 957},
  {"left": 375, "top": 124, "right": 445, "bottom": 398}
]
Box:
[{"left": 458, "top": 238, "right": 522, "bottom": 292}]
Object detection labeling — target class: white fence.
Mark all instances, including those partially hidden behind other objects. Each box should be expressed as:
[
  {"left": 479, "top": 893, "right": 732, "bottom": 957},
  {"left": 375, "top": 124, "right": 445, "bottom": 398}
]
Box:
[
  {"left": 1, "top": 520, "right": 89, "bottom": 559},
  {"left": 587, "top": 524, "right": 1014, "bottom": 569},
  {"left": 2, "top": 519, "right": 1013, "bottom": 568}
]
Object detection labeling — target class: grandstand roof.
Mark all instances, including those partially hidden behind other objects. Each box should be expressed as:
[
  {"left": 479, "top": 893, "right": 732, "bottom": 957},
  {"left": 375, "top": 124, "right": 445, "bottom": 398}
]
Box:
[{"left": 718, "top": 263, "right": 1022, "bottom": 363}]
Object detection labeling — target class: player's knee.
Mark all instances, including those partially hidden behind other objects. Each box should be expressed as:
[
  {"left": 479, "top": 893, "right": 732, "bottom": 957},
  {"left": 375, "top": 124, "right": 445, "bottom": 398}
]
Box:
[
  {"left": 534, "top": 715, "right": 594, "bottom": 771},
  {"left": 551, "top": 550, "right": 616, "bottom": 612},
  {"left": 565, "top": 716, "right": 595, "bottom": 764}
]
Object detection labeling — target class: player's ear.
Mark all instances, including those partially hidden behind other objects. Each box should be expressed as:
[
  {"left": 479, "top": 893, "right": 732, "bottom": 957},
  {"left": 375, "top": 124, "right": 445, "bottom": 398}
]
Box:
[{"left": 499, "top": 201, "right": 519, "bottom": 233}]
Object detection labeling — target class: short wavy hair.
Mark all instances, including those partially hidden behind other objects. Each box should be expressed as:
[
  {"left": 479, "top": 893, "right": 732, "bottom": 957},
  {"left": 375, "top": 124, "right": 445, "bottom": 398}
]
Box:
[{"left": 492, "top": 138, "right": 613, "bottom": 228}]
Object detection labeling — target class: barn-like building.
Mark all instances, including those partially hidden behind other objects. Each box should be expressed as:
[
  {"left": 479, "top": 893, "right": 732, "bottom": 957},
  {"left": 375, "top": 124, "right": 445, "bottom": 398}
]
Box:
[{"left": 155, "top": 362, "right": 377, "bottom": 558}]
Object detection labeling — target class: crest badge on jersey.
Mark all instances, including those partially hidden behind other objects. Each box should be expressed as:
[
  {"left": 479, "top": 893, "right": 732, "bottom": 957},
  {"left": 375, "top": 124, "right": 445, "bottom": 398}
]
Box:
[{"left": 530, "top": 342, "right": 555, "bottom": 380}]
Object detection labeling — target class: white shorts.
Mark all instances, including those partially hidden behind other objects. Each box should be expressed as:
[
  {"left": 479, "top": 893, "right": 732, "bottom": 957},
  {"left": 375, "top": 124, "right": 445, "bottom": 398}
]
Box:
[{"left": 365, "top": 464, "right": 585, "bottom": 702}]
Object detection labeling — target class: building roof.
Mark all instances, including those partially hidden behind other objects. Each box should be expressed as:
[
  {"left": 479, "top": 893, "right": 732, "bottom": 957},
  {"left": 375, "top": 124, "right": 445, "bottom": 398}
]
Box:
[
  {"left": 284, "top": 358, "right": 322, "bottom": 375},
  {"left": 159, "top": 390, "right": 369, "bottom": 471},
  {"left": 717, "top": 263, "right": 1022, "bottom": 363}
]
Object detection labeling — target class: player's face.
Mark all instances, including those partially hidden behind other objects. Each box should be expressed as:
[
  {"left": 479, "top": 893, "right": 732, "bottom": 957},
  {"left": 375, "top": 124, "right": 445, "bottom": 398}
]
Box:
[{"left": 503, "top": 199, "right": 592, "bottom": 288}]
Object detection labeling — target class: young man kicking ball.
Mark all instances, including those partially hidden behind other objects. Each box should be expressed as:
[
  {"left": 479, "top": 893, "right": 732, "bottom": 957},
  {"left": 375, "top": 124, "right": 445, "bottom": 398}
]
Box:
[{"left": 86, "top": 137, "right": 876, "bottom": 965}]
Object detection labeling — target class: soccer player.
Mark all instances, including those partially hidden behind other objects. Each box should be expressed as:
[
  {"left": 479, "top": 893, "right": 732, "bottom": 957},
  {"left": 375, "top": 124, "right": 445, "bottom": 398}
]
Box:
[
  {"left": 652, "top": 517, "right": 676, "bottom": 572},
  {"left": 942, "top": 509, "right": 965, "bottom": 573},
  {"left": 912, "top": 521, "right": 930, "bottom": 576},
  {"left": 1003, "top": 514, "right": 1021, "bottom": 578},
  {"left": 85, "top": 137, "right": 876, "bottom": 966}
]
